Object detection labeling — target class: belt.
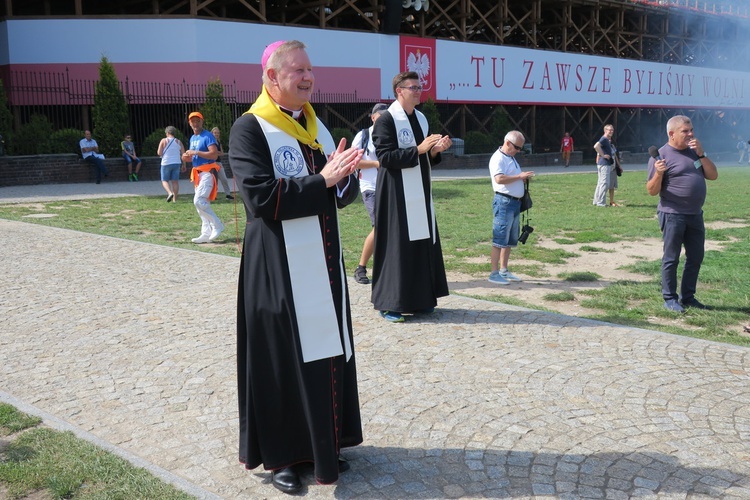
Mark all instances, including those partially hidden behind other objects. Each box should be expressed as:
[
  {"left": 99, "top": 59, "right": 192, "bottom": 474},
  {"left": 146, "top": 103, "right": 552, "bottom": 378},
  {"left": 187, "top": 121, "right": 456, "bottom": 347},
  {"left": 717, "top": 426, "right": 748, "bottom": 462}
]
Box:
[{"left": 495, "top": 191, "right": 522, "bottom": 201}]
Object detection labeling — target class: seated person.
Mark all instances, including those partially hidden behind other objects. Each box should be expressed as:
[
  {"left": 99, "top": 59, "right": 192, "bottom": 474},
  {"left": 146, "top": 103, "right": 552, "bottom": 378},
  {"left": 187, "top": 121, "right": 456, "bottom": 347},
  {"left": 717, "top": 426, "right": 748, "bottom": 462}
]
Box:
[
  {"left": 121, "top": 134, "right": 143, "bottom": 181},
  {"left": 80, "top": 130, "right": 109, "bottom": 184}
]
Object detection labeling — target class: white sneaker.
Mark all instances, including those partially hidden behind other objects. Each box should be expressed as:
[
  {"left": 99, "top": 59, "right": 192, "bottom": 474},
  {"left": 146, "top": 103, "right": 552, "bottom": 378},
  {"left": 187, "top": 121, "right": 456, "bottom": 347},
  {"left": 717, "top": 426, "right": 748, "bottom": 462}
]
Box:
[
  {"left": 192, "top": 235, "right": 211, "bottom": 244},
  {"left": 488, "top": 271, "right": 509, "bottom": 285},
  {"left": 500, "top": 270, "right": 522, "bottom": 282},
  {"left": 208, "top": 223, "right": 225, "bottom": 242}
]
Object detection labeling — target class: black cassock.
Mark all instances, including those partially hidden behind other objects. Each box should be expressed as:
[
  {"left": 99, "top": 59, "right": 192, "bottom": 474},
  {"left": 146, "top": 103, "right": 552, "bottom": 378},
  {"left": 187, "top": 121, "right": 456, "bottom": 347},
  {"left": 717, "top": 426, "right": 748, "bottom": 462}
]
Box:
[
  {"left": 229, "top": 113, "right": 362, "bottom": 484},
  {"left": 371, "top": 109, "right": 449, "bottom": 312}
]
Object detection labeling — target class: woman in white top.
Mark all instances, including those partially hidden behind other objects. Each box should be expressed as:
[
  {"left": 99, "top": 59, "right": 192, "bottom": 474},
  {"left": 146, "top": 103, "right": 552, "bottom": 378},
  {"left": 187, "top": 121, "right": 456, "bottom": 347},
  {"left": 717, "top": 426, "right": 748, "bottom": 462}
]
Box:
[{"left": 157, "top": 126, "right": 186, "bottom": 202}]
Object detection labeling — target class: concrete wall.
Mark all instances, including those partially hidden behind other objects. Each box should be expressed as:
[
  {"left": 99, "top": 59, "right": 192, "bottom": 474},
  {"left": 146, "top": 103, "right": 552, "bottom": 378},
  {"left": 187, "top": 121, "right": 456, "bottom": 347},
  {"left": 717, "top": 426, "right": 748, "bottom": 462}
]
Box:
[{"left": 0, "top": 155, "right": 234, "bottom": 187}]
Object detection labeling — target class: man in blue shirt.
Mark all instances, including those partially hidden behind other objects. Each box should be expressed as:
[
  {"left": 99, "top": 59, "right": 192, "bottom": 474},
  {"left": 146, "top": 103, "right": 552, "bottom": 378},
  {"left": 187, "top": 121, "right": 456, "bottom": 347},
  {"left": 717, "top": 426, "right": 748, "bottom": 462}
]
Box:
[
  {"left": 647, "top": 115, "right": 718, "bottom": 313},
  {"left": 183, "top": 111, "right": 224, "bottom": 243}
]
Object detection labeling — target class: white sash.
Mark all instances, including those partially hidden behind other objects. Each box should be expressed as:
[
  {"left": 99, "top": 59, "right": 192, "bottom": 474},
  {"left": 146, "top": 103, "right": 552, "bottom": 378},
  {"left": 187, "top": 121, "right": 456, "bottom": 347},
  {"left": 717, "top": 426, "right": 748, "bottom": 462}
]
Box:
[
  {"left": 256, "top": 116, "right": 352, "bottom": 363},
  {"left": 388, "top": 101, "right": 434, "bottom": 242}
]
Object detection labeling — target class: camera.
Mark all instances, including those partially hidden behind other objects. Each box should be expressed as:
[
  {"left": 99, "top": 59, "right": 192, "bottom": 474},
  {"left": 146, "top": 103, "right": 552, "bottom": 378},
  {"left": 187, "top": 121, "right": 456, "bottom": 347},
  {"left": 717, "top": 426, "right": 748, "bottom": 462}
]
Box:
[{"left": 518, "top": 224, "right": 534, "bottom": 244}]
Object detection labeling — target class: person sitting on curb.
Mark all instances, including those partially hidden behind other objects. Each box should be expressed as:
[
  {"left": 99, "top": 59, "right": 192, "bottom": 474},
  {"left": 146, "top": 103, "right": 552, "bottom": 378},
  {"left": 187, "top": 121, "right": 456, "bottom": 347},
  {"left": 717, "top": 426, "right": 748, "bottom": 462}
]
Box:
[
  {"left": 121, "top": 134, "right": 143, "bottom": 181},
  {"left": 79, "top": 130, "right": 109, "bottom": 184}
]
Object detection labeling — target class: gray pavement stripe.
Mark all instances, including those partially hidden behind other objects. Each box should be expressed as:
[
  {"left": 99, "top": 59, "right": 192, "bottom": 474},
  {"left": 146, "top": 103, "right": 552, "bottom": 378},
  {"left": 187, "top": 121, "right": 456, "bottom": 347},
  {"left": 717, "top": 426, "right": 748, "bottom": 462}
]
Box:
[{"left": 2, "top": 216, "right": 750, "bottom": 498}]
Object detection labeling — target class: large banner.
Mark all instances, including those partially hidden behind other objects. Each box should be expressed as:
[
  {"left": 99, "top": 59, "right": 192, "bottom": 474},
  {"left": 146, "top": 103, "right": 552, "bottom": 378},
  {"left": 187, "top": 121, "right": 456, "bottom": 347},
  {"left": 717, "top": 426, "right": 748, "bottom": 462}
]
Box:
[
  {"left": 403, "top": 37, "right": 750, "bottom": 109},
  {"left": 2, "top": 18, "right": 749, "bottom": 109}
]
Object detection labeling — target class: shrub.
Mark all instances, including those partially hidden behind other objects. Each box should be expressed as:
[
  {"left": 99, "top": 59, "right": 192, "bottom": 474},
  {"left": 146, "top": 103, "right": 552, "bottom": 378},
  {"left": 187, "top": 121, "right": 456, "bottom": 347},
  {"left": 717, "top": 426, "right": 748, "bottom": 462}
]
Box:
[
  {"left": 11, "top": 114, "right": 54, "bottom": 155},
  {"left": 330, "top": 127, "right": 354, "bottom": 146},
  {"left": 0, "top": 79, "right": 12, "bottom": 155},
  {"left": 44, "top": 128, "right": 85, "bottom": 155},
  {"left": 201, "top": 77, "right": 234, "bottom": 150},
  {"left": 464, "top": 130, "right": 497, "bottom": 154},
  {"left": 141, "top": 127, "right": 187, "bottom": 158}
]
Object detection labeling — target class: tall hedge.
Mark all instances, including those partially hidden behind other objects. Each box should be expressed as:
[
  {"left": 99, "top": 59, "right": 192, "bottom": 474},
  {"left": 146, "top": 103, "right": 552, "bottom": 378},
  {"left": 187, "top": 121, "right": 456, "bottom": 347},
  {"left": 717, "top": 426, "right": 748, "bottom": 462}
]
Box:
[
  {"left": 201, "top": 77, "right": 233, "bottom": 149},
  {"left": 421, "top": 97, "right": 442, "bottom": 136},
  {"left": 0, "top": 79, "right": 13, "bottom": 155},
  {"left": 92, "top": 57, "right": 129, "bottom": 157}
]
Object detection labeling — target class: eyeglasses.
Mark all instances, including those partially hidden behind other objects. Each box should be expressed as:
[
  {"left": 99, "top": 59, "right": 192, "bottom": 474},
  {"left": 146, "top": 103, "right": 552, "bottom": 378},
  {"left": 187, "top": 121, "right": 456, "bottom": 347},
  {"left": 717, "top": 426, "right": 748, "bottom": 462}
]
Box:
[
  {"left": 509, "top": 141, "right": 523, "bottom": 151},
  {"left": 399, "top": 85, "right": 423, "bottom": 92}
]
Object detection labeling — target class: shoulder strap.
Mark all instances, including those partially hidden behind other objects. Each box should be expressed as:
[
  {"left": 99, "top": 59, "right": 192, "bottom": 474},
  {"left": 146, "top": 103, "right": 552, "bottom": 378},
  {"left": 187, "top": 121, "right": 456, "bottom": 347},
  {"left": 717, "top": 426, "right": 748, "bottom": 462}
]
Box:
[{"left": 360, "top": 128, "right": 370, "bottom": 152}]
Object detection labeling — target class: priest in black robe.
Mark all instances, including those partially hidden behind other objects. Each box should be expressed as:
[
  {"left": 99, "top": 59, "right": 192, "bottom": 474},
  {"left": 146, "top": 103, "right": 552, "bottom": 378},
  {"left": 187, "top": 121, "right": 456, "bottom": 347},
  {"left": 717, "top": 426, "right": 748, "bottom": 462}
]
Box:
[
  {"left": 371, "top": 71, "right": 453, "bottom": 323},
  {"left": 229, "top": 40, "right": 364, "bottom": 494}
]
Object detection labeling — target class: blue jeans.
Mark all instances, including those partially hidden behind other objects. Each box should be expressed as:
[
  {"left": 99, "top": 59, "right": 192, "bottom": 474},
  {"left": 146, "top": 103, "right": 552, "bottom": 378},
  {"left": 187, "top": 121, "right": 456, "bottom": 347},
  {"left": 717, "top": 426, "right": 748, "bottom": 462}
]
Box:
[
  {"left": 85, "top": 155, "right": 109, "bottom": 182},
  {"left": 492, "top": 193, "right": 520, "bottom": 248},
  {"left": 658, "top": 211, "right": 705, "bottom": 302}
]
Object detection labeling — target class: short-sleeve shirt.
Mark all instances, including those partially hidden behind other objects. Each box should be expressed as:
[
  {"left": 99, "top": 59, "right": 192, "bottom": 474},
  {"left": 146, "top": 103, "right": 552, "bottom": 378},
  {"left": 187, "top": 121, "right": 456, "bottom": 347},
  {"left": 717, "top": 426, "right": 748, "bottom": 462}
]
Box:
[
  {"left": 596, "top": 136, "right": 614, "bottom": 166},
  {"left": 189, "top": 130, "right": 217, "bottom": 167},
  {"left": 561, "top": 136, "right": 574, "bottom": 151},
  {"left": 121, "top": 140, "right": 135, "bottom": 154},
  {"left": 353, "top": 126, "right": 378, "bottom": 193},
  {"left": 647, "top": 143, "right": 706, "bottom": 215},
  {"left": 489, "top": 148, "right": 524, "bottom": 198}
]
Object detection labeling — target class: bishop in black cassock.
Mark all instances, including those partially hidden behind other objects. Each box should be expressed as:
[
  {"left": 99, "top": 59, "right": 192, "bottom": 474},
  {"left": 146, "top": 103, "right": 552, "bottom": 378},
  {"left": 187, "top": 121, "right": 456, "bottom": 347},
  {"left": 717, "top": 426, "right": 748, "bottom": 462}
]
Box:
[{"left": 229, "top": 40, "right": 363, "bottom": 493}]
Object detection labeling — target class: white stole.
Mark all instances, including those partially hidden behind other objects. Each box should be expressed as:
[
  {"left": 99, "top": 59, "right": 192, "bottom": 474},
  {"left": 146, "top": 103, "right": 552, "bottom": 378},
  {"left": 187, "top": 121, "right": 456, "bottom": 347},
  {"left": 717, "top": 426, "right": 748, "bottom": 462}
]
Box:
[
  {"left": 256, "top": 116, "right": 352, "bottom": 363},
  {"left": 388, "top": 101, "right": 435, "bottom": 242}
]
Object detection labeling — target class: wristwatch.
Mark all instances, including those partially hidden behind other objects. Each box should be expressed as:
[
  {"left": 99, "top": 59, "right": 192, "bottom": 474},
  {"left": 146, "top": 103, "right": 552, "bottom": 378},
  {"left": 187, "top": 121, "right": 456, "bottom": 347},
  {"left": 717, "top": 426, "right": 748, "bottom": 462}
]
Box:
[{"left": 697, "top": 153, "right": 706, "bottom": 159}]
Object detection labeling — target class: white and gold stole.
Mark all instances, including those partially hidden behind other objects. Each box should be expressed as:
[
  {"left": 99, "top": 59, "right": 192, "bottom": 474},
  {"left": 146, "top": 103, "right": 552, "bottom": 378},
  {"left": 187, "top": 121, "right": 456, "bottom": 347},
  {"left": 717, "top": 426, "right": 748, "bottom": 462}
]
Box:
[
  {"left": 388, "top": 101, "right": 436, "bottom": 242},
  {"left": 256, "top": 116, "right": 352, "bottom": 363}
]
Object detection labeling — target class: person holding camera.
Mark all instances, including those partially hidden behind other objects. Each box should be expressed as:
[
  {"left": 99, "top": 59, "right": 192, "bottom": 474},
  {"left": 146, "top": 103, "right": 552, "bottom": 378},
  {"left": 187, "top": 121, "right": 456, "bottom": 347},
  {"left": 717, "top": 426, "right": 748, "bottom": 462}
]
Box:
[
  {"left": 593, "top": 124, "right": 615, "bottom": 207},
  {"left": 488, "top": 130, "right": 534, "bottom": 285}
]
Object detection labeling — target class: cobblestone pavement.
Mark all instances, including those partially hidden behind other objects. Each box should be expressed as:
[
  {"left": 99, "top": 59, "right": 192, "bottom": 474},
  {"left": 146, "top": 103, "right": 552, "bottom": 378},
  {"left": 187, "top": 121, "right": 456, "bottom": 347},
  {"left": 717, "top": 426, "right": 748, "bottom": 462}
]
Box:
[{"left": 2, "top": 175, "right": 750, "bottom": 498}]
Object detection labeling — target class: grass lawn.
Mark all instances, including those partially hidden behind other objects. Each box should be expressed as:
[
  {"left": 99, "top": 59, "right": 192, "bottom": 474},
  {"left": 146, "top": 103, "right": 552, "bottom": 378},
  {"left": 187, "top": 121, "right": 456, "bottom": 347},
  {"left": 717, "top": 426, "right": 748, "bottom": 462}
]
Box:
[
  {"left": 1, "top": 167, "right": 749, "bottom": 346},
  {"left": 0, "top": 403, "right": 192, "bottom": 499}
]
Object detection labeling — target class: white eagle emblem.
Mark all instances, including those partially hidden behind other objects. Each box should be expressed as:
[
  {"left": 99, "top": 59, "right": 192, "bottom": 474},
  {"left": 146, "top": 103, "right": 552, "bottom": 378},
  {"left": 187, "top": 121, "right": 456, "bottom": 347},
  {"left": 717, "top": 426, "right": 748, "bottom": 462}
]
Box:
[{"left": 406, "top": 49, "right": 430, "bottom": 89}]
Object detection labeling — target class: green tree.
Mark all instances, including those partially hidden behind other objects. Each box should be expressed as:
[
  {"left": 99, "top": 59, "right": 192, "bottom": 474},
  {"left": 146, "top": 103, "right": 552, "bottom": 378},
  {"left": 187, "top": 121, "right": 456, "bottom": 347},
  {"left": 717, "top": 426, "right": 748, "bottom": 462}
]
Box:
[
  {"left": 92, "top": 56, "right": 129, "bottom": 157},
  {"left": 421, "top": 97, "right": 441, "bottom": 135},
  {"left": 0, "top": 79, "right": 13, "bottom": 155},
  {"left": 489, "top": 107, "right": 512, "bottom": 142},
  {"left": 201, "top": 77, "right": 233, "bottom": 149}
]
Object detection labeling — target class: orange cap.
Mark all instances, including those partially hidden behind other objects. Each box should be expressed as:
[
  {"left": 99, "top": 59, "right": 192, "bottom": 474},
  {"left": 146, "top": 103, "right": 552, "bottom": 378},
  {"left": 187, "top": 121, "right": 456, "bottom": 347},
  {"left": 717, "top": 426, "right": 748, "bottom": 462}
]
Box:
[{"left": 188, "top": 111, "right": 204, "bottom": 121}]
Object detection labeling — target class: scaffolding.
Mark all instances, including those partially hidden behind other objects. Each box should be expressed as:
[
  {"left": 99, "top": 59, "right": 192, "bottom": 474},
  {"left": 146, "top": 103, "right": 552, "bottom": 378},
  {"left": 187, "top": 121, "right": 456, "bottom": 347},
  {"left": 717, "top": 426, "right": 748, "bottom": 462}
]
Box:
[{"left": 3, "top": 0, "right": 749, "bottom": 154}]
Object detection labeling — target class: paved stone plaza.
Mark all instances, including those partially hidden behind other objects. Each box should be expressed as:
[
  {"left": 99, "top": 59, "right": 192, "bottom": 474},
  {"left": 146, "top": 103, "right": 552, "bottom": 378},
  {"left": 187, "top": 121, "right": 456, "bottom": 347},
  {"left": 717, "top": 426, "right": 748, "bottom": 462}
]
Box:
[{"left": 1, "top": 176, "right": 750, "bottom": 498}]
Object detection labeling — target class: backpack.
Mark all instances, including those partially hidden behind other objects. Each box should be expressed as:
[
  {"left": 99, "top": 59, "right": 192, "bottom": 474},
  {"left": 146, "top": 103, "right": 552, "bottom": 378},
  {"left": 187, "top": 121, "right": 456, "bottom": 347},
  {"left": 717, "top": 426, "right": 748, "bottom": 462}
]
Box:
[{"left": 359, "top": 127, "right": 370, "bottom": 152}]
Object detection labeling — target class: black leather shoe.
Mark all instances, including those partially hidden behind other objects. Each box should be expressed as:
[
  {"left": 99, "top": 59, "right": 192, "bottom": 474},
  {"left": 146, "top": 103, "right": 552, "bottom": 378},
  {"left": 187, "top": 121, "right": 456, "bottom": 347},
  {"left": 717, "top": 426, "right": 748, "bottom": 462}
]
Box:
[
  {"left": 338, "top": 457, "right": 350, "bottom": 473},
  {"left": 272, "top": 467, "right": 301, "bottom": 494}
]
